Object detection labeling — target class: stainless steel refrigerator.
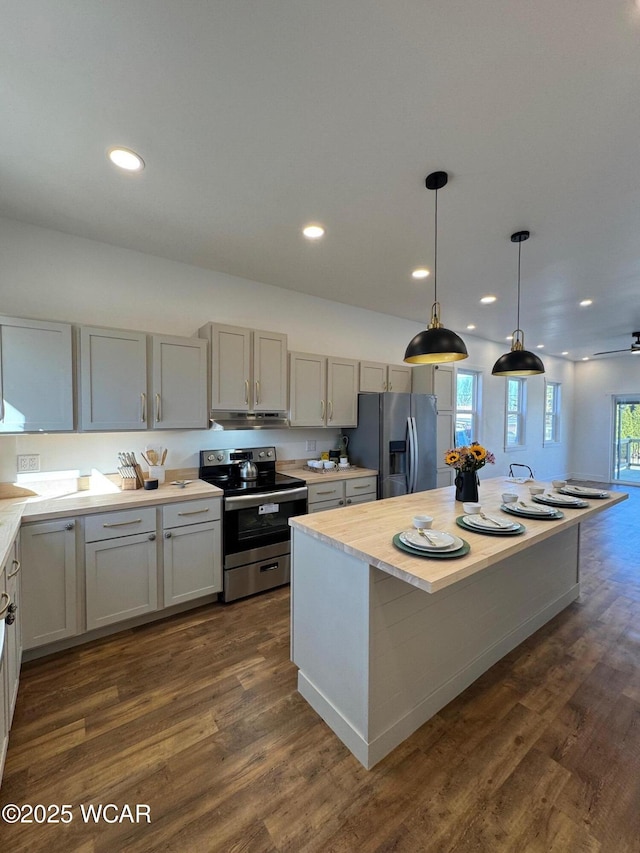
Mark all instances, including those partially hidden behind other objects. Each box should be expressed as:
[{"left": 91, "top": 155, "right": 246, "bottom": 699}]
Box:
[{"left": 344, "top": 393, "right": 438, "bottom": 499}]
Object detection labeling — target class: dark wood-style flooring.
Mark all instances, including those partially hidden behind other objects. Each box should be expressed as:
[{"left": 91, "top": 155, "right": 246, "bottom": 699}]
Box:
[{"left": 2, "top": 484, "right": 639, "bottom": 852}]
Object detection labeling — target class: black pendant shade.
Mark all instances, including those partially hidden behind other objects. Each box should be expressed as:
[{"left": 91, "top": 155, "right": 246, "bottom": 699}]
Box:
[
  {"left": 491, "top": 231, "right": 544, "bottom": 377},
  {"left": 404, "top": 171, "right": 468, "bottom": 365}
]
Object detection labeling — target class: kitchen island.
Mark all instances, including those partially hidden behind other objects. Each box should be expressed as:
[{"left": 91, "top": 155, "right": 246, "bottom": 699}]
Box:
[{"left": 289, "top": 477, "right": 627, "bottom": 769}]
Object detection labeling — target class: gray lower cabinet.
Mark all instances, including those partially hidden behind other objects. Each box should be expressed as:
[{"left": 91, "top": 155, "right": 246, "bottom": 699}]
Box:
[
  {"left": 162, "top": 499, "right": 222, "bottom": 606},
  {"left": 21, "top": 518, "right": 77, "bottom": 649},
  {"left": 307, "top": 476, "right": 377, "bottom": 513},
  {"left": 85, "top": 508, "right": 158, "bottom": 630}
]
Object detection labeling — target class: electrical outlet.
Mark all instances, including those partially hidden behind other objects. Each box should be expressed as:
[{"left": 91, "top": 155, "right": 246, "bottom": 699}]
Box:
[
  {"left": 17, "top": 454, "right": 40, "bottom": 473},
  {"left": 305, "top": 440, "right": 316, "bottom": 452}
]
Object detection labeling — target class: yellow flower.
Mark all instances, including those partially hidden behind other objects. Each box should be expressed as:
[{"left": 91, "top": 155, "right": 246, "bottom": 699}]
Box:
[
  {"left": 445, "top": 450, "right": 460, "bottom": 466},
  {"left": 469, "top": 443, "right": 487, "bottom": 462}
]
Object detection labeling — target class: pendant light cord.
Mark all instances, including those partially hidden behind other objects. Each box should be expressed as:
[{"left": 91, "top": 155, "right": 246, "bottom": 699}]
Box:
[
  {"left": 516, "top": 238, "right": 521, "bottom": 332},
  {"left": 433, "top": 187, "right": 438, "bottom": 305}
]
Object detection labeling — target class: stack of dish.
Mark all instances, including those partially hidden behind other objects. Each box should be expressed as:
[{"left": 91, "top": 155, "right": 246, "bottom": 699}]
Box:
[
  {"left": 500, "top": 502, "right": 564, "bottom": 520},
  {"left": 559, "top": 485, "right": 609, "bottom": 499},
  {"left": 393, "top": 528, "right": 470, "bottom": 559},
  {"left": 456, "top": 513, "right": 524, "bottom": 536},
  {"left": 532, "top": 492, "right": 587, "bottom": 508}
]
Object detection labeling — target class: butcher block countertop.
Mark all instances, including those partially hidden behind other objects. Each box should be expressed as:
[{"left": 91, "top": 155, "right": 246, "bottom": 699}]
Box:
[
  {"left": 290, "top": 476, "right": 628, "bottom": 594},
  {"left": 280, "top": 464, "right": 378, "bottom": 484}
]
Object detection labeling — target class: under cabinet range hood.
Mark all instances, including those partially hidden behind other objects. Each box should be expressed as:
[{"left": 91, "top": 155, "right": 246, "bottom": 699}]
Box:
[{"left": 210, "top": 411, "right": 290, "bottom": 429}]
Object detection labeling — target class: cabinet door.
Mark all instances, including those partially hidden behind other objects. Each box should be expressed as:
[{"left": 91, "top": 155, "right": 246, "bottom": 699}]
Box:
[
  {"left": 289, "top": 352, "right": 326, "bottom": 427},
  {"left": 21, "top": 519, "right": 77, "bottom": 649},
  {"left": 151, "top": 334, "right": 208, "bottom": 429},
  {"left": 388, "top": 365, "right": 412, "bottom": 393},
  {"left": 307, "top": 498, "right": 345, "bottom": 513},
  {"left": 86, "top": 532, "right": 157, "bottom": 630},
  {"left": 307, "top": 481, "right": 345, "bottom": 504},
  {"left": 433, "top": 364, "right": 455, "bottom": 411},
  {"left": 79, "top": 327, "right": 147, "bottom": 430},
  {"left": 5, "top": 543, "right": 21, "bottom": 723},
  {"left": 1, "top": 625, "right": 8, "bottom": 779},
  {"left": 253, "top": 330, "right": 288, "bottom": 412},
  {"left": 359, "top": 361, "right": 387, "bottom": 392},
  {"left": 163, "top": 521, "right": 222, "bottom": 606},
  {"left": 436, "top": 410, "right": 455, "bottom": 488},
  {"left": 210, "top": 324, "right": 252, "bottom": 411},
  {"left": 0, "top": 316, "right": 73, "bottom": 432},
  {"left": 327, "top": 357, "right": 359, "bottom": 427}
]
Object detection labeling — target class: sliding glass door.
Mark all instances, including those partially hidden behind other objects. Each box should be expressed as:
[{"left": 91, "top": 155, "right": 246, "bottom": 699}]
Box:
[{"left": 612, "top": 397, "right": 640, "bottom": 483}]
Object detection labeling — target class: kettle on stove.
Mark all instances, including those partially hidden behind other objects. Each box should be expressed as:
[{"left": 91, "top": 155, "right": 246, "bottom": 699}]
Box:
[{"left": 238, "top": 459, "right": 258, "bottom": 480}]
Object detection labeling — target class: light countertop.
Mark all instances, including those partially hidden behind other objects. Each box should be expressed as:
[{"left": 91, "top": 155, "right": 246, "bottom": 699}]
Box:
[
  {"left": 281, "top": 465, "right": 378, "bottom": 484},
  {"left": 290, "top": 476, "right": 628, "bottom": 593}
]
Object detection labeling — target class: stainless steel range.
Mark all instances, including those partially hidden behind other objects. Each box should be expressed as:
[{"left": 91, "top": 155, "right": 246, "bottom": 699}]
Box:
[{"left": 199, "top": 446, "right": 307, "bottom": 602}]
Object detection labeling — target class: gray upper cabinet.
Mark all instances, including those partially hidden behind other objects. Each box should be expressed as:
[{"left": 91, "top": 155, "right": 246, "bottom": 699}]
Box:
[
  {"left": 360, "top": 361, "right": 412, "bottom": 393},
  {"left": 199, "top": 323, "right": 288, "bottom": 413},
  {"left": 0, "top": 316, "right": 73, "bottom": 432},
  {"left": 79, "top": 327, "right": 148, "bottom": 430},
  {"left": 150, "top": 335, "right": 208, "bottom": 429},
  {"left": 289, "top": 352, "right": 359, "bottom": 427},
  {"left": 80, "top": 327, "right": 208, "bottom": 431}
]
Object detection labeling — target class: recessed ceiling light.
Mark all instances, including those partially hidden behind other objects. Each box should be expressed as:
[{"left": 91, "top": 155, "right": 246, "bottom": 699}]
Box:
[
  {"left": 582, "top": 357, "right": 590, "bottom": 361},
  {"left": 302, "top": 224, "right": 325, "bottom": 240},
  {"left": 579, "top": 298, "right": 593, "bottom": 307},
  {"left": 480, "top": 295, "right": 497, "bottom": 304},
  {"left": 561, "top": 351, "right": 569, "bottom": 355},
  {"left": 506, "top": 335, "right": 513, "bottom": 341},
  {"left": 412, "top": 268, "right": 430, "bottom": 279},
  {"left": 536, "top": 344, "right": 544, "bottom": 349},
  {"left": 466, "top": 324, "right": 476, "bottom": 330},
  {"left": 107, "top": 147, "right": 145, "bottom": 172}
]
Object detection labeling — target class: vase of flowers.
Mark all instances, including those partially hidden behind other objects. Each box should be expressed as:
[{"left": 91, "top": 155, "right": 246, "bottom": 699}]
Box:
[{"left": 444, "top": 442, "right": 495, "bottom": 502}]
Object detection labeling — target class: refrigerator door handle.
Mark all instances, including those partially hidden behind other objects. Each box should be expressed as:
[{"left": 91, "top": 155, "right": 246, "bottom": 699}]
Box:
[
  {"left": 410, "top": 416, "right": 419, "bottom": 493},
  {"left": 406, "top": 417, "right": 413, "bottom": 493}
]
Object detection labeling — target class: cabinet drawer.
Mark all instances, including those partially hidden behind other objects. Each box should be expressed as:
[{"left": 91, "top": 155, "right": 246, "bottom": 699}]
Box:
[
  {"left": 85, "top": 507, "right": 156, "bottom": 542},
  {"left": 163, "top": 498, "right": 221, "bottom": 528},
  {"left": 307, "top": 482, "right": 344, "bottom": 503},
  {"left": 346, "top": 476, "right": 377, "bottom": 498},
  {"left": 308, "top": 498, "right": 345, "bottom": 513}
]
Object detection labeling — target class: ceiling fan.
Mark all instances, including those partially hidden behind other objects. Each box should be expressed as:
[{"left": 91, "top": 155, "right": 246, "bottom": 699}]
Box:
[{"left": 593, "top": 331, "right": 640, "bottom": 357}]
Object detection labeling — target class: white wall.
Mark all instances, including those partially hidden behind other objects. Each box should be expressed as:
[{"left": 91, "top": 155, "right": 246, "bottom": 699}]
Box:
[
  {"left": 1, "top": 216, "right": 575, "bottom": 482},
  {"left": 571, "top": 357, "right": 640, "bottom": 482}
]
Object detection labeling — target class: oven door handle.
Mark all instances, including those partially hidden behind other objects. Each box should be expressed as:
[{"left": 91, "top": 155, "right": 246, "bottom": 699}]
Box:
[{"left": 224, "top": 487, "right": 308, "bottom": 511}]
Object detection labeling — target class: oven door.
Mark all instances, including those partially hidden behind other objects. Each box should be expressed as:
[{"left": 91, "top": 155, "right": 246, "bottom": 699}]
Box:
[{"left": 223, "top": 487, "right": 308, "bottom": 562}]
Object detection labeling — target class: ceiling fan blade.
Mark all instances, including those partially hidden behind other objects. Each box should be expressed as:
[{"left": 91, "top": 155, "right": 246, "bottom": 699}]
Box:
[{"left": 593, "top": 348, "right": 630, "bottom": 355}]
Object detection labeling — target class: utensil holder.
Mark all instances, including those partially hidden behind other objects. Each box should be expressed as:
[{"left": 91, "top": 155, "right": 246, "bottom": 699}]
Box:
[{"left": 148, "top": 465, "right": 165, "bottom": 484}]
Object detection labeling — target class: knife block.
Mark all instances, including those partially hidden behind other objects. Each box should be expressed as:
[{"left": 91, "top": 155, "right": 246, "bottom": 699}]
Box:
[{"left": 120, "top": 476, "right": 140, "bottom": 490}]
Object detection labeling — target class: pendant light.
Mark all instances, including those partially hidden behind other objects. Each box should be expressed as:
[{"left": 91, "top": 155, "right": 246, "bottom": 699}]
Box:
[
  {"left": 404, "top": 171, "right": 468, "bottom": 364},
  {"left": 491, "top": 230, "right": 545, "bottom": 376}
]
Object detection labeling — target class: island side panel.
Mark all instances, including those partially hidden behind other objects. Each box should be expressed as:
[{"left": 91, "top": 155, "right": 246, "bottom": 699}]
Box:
[
  {"left": 291, "top": 528, "right": 372, "bottom": 764},
  {"left": 365, "top": 525, "right": 581, "bottom": 767}
]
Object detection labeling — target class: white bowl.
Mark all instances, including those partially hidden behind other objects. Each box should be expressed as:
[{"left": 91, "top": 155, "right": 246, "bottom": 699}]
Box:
[
  {"left": 462, "top": 502, "right": 481, "bottom": 514},
  {"left": 552, "top": 479, "right": 567, "bottom": 489},
  {"left": 413, "top": 515, "right": 433, "bottom": 529},
  {"left": 501, "top": 492, "right": 518, "bottom": 504},
  {"left": 529, "top": 486, "right": 544, "bottom": 495}
]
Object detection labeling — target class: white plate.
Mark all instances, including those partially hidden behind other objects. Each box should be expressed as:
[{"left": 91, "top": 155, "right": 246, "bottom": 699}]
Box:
[
  {"left": 532, "top": 493, "right": 584, "bottom": 506},
  {"left": 400, "top": 529, "right": 458, "bottom": 551},
  {"left": 462, "top": 514, "right": 519, "bottom": 531},
  {"left": 501, "top": 502, "right": 558, "bottom": 517},
  {"left": 560, "top": 486, "right": 608, "bottom": 498}
]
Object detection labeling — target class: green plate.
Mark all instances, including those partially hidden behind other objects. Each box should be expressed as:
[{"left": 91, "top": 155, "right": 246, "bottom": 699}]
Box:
[
  {"left": 392, "top": 533, "right": 470, "bottom": 559},
  {"left": 456, "top": 516, "right": 525, "bottom": 536}
]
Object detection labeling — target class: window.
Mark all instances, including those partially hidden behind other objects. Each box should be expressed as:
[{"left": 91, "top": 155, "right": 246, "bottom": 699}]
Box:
[
  {"left": 544, "top": 381, "right": 561, "bottom": 445},
  {"left": 505, "top": 378, "right": 526, "bottom": 448},
  {"left": 455, "top": 369, "right": 481, "bottom": 445}
]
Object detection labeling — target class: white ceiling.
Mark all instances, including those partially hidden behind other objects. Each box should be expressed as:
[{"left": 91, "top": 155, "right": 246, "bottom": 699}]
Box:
[{"left": 2, "top": 1, "right": 640, "bottom": 362}]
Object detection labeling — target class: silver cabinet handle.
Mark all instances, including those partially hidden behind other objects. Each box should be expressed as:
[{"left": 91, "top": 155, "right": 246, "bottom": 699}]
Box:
[
  {"left": 140, "top": 392, "right": 147, "bottom": 423},
  {"left": 65, "top": 522, "right": 74, "bottom": 530},
  {"left": 244, "top": 379, "right": 249, "bottom": 405},
  {"left": 321, "top": 399, "right": 325, "bottom": 421},
  {"left": 8, "top": 559, "right": 21, "bottom": 578},
  {"left": 255, "top": 379, "right": 260, "bottom": 405},
  {"left": 352, "top": 485, "right": 370, "bottom": 490},
  {"left": 177, "top": 508, "right": 209, "bottom": 516},
  {"left": 316, "top": 489, "right": 338, "bottom": 496},
  {"left": 155, "top": 393, "right": 161, "bottom": 423},
  {"left": 103, "top": 518, "right": 142, "bottom": 528},
  {"left": 389, "top": 383, "right": 393, "bottom": 391},
  {"left": 0, "top": 591, "right": 10, "bottom": 620},
  {"left": 328, "top": 400, "right": 333, "bottom": 422}
]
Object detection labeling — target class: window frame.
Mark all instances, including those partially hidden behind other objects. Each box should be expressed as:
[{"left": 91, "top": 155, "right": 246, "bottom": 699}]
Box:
[
  {"left": 504, "top": 377, "right": 527, "bottom": 450},
  {"left": 543, "top": 380, "right": 561, "bottom": 446},
  {"left": 455, "top": 368, "right": 481, "bottom": 446}
]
